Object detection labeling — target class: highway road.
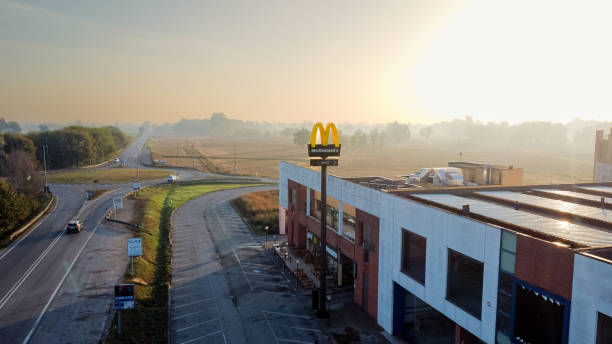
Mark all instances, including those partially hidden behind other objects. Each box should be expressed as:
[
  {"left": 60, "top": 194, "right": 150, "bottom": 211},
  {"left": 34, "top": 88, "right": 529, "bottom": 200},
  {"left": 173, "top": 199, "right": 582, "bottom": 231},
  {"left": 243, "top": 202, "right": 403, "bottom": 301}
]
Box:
[
  {"left": 0, "top": 136, "right": 166, "bottom": 343},
  {"left": 170, "top": 186, "right": 328, "bottom": 344}
]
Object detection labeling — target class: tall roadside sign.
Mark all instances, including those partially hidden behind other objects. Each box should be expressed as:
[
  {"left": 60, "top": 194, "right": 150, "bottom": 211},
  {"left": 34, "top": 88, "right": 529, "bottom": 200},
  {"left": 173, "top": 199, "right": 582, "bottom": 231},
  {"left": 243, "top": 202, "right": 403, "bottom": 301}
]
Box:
[
  {"left": 307, "top": 122, "right": 340, "bottom": 318},
  {"left": 114, "top": 284, "right": 135, "bottom": 334},
  {"left": 127, "top": 238, "right": 142, "bottom": 276}
]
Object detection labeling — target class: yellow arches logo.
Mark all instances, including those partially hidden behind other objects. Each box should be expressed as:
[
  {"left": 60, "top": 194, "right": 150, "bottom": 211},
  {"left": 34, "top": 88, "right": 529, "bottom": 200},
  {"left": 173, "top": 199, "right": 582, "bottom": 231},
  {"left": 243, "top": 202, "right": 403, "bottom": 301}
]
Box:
[
  {"left": 307, "top": 122, "right": 341, "bottom": 158},
  {"left": 309, "top": 122, "right": 340, "bottom": 148}
]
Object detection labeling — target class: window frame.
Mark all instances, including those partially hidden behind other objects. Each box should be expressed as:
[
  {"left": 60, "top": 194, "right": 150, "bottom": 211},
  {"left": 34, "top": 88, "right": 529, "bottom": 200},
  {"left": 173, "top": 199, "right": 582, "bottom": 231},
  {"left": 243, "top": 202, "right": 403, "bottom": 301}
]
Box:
[
  {"left": 446, "top": 248, "right": 484, "bottom": 319},
  {"left": 400, "top": 229, "right": 427, "bottom": 285}
]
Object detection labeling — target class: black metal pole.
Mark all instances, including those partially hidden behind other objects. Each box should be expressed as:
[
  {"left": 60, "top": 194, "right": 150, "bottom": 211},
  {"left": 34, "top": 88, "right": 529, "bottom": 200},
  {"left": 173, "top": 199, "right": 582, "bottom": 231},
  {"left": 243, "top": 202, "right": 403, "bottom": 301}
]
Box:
[{"left": 318, "top": 163, "right": 327, "bottom": 317}]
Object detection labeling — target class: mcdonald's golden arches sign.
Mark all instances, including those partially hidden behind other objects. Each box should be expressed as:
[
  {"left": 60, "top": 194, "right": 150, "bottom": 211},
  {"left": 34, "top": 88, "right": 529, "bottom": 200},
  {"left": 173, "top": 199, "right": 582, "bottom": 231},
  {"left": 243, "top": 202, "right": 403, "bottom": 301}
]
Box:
[{"left": 307, "top": 122, "right": 341, "bottom": 158}]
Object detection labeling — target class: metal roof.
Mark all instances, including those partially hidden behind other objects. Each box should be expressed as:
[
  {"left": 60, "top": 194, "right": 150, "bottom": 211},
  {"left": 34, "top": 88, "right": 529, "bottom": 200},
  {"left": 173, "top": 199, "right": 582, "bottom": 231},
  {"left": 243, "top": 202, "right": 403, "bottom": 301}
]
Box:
[
  {"left": 475, "top": 191, "right": 612, "bottom": 225},
  {"left": 533, "top": 189, "right": 612, "bottom": 205},
  {"left": 577, "top": 186, "right": 612, "bottom": 194},
  {"left": 413, "top": 193, "right": 612, "bottom": 247}
]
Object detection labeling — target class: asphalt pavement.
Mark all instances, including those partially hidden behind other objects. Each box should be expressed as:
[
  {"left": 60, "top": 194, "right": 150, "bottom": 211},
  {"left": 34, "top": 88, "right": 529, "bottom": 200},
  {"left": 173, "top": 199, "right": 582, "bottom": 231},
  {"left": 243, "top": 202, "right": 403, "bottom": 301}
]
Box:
[{"left": 170, "top": 185, "right": 329, "bottom": 344}]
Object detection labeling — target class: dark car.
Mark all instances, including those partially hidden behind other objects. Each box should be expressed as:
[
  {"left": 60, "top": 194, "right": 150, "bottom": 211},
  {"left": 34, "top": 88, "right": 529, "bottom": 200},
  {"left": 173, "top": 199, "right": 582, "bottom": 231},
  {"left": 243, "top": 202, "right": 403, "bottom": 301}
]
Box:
[{"left": 66, "top": 220, "right": 83, "bottom": 233}]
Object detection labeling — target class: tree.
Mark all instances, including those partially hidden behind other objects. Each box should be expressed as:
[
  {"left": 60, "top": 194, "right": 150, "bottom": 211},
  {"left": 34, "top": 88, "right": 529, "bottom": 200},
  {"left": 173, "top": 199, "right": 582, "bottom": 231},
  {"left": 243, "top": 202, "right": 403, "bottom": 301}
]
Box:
[
  {"left": 5, "top": 150, "right": 43, "bottom": 196},
  {"left": 385, "top": 121, "right": 411, "bottom": 142},
  {"left": 3, "top": 134, "right": 35, "bottom": 154},
  {"left": 39, "top": 124, "right": 49, "bottom": 132},
  {"left": 6, "top": 121, "right": 21, "bottom": 133},
  {"left": 292, "top": 128, "right": 311, "bottom": 145},
  {"left": 420, "top": 126, "right": 433, "bottom": 139},
  {"left": 350, "top": 129, "right": 367, "bottom": 147}
]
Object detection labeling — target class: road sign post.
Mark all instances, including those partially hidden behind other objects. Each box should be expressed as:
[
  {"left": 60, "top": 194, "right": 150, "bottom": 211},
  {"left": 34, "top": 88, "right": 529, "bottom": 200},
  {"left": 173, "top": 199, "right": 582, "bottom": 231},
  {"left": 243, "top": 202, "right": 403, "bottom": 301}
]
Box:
[
  {"left": 114, "top": 284, "right": 134, "bottom": 334},
  {"left": 128, "top": 238, "right": 142, "bottom": 276}
]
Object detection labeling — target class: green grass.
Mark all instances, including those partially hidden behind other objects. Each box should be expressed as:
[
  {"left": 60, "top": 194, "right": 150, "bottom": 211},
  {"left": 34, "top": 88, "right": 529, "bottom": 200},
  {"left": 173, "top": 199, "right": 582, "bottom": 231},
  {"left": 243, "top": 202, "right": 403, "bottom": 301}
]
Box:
[
  {"left": 47, "top": 168, "right": 172, "bottom": 184},
  {"left": 105, "top": 182, "right": 263, "bottom": 344},
  {"left": 232, "top": 190, "right": 279, "bottom": 234}
]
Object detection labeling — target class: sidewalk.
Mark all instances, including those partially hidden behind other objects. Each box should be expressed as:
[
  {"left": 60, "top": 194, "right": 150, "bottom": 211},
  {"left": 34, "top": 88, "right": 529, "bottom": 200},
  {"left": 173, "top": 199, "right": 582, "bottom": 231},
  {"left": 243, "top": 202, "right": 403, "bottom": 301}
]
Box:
[{"left": 260, "top": 234, "right": 390, "bottom": 344}]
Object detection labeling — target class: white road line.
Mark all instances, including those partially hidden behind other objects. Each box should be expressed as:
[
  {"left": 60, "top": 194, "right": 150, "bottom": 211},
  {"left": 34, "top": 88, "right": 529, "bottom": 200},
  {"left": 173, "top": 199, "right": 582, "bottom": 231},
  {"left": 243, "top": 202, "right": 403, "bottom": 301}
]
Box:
[
  {"left": 245, "top": 272, "right": 283, "bottom": 278},
  {"left": 174, "top": 299, "right": 213, "bottom": 309},
  {"left": 263, "top": 311, "right": 279, "bottom": 343},
  {"left": 232, "top": 247, "right": 253, "bottom": 291},
  {"left": 0, "top": 230, "right": 65, "bottom": 310},
  {"left": 176, "top": 317, "right": 220, "bottom": 332},
  {"left": 179, "top": 330, "right": 223, "bottom": 344},
  {"left": 172, "top": 284, "right": 192, "bottom": 291},
  {"left": 22, "top": 223, "right": 102, "bottom": 344},
  {"left": 173, "top": 263, "right": 194, "bottom": 269},
  {"left": 172, "top": 309, "right": 211, "bottom": 320},
  {"left": 263, "top": 311, "right": 311, "bottom": 319},
  {"left": 0, "top": 197, "right": 60, "bottom": 261},
  {"left": 276, "top": 338, "right": 314, "bottom": 344},
  {"left": 240, "top": 262, "right": 276, "bottom": 268},
  {"left": 173, "top": 293, "right": 196, "bottom": 300},
  {"left": 273, "top": 324, "right": 322, "bottom": 333}
]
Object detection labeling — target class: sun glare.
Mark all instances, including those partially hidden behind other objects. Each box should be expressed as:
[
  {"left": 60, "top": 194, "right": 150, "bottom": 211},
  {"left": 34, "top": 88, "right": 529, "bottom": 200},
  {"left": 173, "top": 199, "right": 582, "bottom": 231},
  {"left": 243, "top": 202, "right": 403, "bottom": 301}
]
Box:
[{"left": 409, "top": 0, "right": 612, "bottom": 123}]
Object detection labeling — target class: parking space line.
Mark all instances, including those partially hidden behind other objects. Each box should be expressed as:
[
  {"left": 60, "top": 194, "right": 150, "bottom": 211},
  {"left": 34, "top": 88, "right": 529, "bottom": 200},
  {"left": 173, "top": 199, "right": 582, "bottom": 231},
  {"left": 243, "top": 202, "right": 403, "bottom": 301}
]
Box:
[
  {"left": 174, "top": 262, "right": 194, "bottom": 269},
  {"left": 173, "top": 293, "right": 197, "bottom": 300},
  {"left": 174, "top": 298, "right": 214, "bottom": 308},
  {"left": 245, "top": 272, "right": 282, "bottom": 278},
  {"left": 263, "top": 310, "right": 311, "bottom": 319},
  {"left": 273, "top": 324, "right": 322, "bottom": 333},
  {"left": 176, "top": 317, "right": 220, "bottom": 332},
  {"left": 276, "top": 338, "right": 314, "bottom": 344},
  {"left": 178, "top": 330, "right": 223, "bottom": 344},
  {"left": 263, "top": 311, "right": 279, "bottom": 343},
  {"left": 172, "top": 309, "right": 211, "bottom": 320},
  {"left": 232, "top": 247, "right": 253, "bottom": 291}
]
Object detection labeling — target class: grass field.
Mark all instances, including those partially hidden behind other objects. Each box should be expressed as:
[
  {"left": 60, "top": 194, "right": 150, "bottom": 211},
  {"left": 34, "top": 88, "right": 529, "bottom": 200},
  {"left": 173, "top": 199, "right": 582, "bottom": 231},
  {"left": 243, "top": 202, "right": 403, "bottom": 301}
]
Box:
[
  {"left": 47, "top": 168, "right": 172, "bottom": 184},
  {"left": 232, "top": 190, "right": 279, "bottom": 234},
  {"left": 105, "top": 182, "right": 261, "bottom": 344},
  {"left": 150, "top": 136, "right": 595, "bottom": 185}
]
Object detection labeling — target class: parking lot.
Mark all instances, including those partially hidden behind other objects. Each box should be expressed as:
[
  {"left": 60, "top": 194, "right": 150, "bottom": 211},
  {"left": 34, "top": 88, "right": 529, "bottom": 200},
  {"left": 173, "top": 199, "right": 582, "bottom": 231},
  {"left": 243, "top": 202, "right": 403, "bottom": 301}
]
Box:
[{"left": 170, "top": 188, "right": 326, "bottom": 344}]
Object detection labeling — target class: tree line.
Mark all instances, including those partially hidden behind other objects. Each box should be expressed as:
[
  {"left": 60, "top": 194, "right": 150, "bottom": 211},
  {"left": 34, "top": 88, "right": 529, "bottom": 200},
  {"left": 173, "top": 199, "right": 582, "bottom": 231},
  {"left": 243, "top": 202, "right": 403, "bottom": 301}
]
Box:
[{"left": 0, "top": 121, "right": 129, "bottom": 240}]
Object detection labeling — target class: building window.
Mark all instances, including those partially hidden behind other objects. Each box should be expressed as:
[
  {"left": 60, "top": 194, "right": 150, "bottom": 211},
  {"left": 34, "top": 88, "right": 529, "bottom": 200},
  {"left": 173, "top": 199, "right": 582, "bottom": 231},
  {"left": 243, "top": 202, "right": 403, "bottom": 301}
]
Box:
[
  {"left": 361, "top": 223, "right": 375, "bottom": 252},
  {"left": 290, "top": 188, "right": 297, "bottom": 205},
  {"left": 446, "top": 249, "right": 484, "bottom": 319},
  {"left": 597, "top": 312, "right": 612, "bottom": 344},
  {"left": 500, "top": 231, "right": 516, "bottom": 274},
  {"left": 401, "top": 230, "right": 426, "bottom": 285},
  {"left": 496, "top": 231, "right": 516, "bottom": 342}
]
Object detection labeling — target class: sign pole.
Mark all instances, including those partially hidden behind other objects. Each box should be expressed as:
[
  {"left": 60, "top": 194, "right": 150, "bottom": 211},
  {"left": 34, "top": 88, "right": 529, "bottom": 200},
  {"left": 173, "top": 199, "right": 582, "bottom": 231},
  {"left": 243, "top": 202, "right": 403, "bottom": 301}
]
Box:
[
  {"left": 131, "top": 256, "right": 134, "bottom": 276},
  {"left": 318, "top": 163, "right": 328, "bottom": 317},
  {"left": 117, "top": 309, "right": 121, "bottom": 335}
]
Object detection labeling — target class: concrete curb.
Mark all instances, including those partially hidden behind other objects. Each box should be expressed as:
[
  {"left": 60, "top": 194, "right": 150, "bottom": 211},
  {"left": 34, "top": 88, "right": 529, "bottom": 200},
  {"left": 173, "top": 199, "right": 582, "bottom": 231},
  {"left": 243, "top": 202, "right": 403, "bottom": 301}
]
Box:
[{"left": 9, "top": 195, "right": 56, "bottom": 241}]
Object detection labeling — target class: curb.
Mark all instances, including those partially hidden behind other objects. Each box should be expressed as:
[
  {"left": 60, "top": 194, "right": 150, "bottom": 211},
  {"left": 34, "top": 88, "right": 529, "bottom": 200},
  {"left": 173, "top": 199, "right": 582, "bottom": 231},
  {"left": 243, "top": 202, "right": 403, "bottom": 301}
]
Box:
[{"left": 9, "top": 195, "right": 56, "bottom": 241}]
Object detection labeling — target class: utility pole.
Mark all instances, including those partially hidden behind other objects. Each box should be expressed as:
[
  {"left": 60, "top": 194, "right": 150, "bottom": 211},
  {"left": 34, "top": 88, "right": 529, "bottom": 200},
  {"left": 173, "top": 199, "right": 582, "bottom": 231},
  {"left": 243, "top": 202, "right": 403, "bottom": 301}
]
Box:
[{"left": 43, "top": 145, "right": 48, "bottom": 192}]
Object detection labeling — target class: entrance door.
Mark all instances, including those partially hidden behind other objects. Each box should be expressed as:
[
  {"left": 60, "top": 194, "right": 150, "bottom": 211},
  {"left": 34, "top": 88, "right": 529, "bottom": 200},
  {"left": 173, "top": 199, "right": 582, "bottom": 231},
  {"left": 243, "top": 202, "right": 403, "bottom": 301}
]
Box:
[{"left": 363, "top": 273, "right": 368, "bottom": 312}]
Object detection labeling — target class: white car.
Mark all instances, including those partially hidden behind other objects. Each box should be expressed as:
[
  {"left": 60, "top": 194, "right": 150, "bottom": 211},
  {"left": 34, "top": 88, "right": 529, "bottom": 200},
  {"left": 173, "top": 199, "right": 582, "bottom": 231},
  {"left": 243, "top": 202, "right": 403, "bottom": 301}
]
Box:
[
  {"left": 114, "top": 158, "right": 120, "bottom": 163},
  {"left": 167, "top": 175, "right": 178, "bottom": 183}
]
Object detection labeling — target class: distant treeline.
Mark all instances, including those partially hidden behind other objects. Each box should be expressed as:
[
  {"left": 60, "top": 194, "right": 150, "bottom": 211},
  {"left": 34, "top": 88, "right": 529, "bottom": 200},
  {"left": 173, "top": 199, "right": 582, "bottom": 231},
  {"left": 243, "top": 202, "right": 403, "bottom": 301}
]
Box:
[
  {"left": 26, "top": 126, "right": 129, "bottom": 169},
  {"left": 1, "top": 122, "right": 130, "bottom": 170}
]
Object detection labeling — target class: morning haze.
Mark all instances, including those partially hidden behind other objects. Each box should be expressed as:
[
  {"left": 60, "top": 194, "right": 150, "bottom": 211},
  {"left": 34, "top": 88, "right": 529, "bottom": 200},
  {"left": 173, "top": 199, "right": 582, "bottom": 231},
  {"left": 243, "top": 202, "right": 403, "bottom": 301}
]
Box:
[
  {"left": 2, "top": 2, "right": 612, "bottom": 344},
  {"left": 3, "top": 0, "right": 611, "bottom": 125}
]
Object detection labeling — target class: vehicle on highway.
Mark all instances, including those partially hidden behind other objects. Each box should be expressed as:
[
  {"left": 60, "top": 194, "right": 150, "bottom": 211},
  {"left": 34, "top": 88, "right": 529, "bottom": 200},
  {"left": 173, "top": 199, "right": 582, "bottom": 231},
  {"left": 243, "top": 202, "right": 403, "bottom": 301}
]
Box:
[
  {"left": 168, "top": 175, "right": 178, "bottom": 183},
  {"left": 66, "top": 220, "right": 83, "bottom": 233}
]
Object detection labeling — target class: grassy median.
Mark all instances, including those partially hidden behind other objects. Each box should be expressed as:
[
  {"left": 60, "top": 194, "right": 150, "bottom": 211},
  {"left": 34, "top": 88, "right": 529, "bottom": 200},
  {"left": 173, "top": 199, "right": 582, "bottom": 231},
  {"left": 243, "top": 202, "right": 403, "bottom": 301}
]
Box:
[
  {"left": 47, "top": 168, "right": 172, "bottom": 184},
  {"left": 105, "top": 181, "right": 263, "bottom": 344}
]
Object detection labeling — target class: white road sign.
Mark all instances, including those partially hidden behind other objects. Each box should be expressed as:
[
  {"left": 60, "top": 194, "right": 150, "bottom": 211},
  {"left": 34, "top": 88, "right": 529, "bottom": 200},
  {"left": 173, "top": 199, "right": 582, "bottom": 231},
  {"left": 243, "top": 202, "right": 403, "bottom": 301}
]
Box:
[
  {"left": 127, "top": 238, "right": 142, "bottom": 257},
  {"left": 113, "top": 197, "right": 123, "bottom": 209}
]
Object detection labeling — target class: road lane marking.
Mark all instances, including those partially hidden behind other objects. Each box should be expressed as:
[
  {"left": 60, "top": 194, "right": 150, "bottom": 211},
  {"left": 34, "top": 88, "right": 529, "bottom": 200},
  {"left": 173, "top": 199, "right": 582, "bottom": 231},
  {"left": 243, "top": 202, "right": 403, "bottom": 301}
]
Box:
[
  {"left": 0, "top": 230, "right": 64, "bottom": 310},
  {"left": 232, "top": 247, "right": 253, "bottom": 291},
  {"left": 0, "top": 197, "right": 60, "bottom": 261},
  {"left": 172, "top": 309, "right": 214, "bottom": 320},
  {"left": 22, "top": 222, "right": 102, "bottom": 344}
]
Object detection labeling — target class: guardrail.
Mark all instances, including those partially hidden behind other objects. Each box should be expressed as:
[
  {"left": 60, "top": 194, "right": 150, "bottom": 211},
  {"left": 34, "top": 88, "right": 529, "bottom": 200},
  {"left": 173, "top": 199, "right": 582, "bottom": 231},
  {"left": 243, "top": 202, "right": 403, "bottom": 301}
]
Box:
[{"left": 9, "top": 195, "right": 56, "bottom": 241}]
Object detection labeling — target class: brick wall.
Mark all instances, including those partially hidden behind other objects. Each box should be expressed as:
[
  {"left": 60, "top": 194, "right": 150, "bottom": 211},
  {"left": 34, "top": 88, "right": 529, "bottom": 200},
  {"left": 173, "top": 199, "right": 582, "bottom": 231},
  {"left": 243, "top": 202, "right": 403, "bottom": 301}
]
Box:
[{"left": 354, "top": 209, "right": 380, "bottom": 319}]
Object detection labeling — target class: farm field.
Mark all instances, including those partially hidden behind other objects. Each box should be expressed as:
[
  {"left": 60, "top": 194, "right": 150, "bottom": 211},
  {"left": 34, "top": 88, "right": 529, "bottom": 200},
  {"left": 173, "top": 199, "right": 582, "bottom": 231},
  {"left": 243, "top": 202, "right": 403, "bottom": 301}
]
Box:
[
  {"left": 149, "top": 136, "right": 595, "bottom": 185},
  {"left": 47, "top": 168, "right": 173, "bottom": 184}
]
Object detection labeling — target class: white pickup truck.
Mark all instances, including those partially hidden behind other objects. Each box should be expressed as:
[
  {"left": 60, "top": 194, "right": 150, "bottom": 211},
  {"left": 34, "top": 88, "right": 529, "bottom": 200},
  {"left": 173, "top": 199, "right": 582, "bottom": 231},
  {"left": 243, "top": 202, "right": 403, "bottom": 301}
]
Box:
[{"left": 167, "top": 175, "right": 178, "bottom": 183}]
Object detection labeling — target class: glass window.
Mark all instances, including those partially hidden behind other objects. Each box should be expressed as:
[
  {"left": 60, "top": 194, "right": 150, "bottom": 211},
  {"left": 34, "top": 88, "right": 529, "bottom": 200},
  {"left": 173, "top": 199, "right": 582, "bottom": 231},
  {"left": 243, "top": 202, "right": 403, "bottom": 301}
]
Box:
[
  {"left": 446, "top": 249, "right": 484, "bottom": 319},
  {"left": 501, "top": 231, "right": 516, "bottom": 253},
  {"left": 401, "top": 230, "right": 426, "bottom": 285},
  {"left": 363, "top": 224, "right": 375, "bottom": 252},
  {"left": 500, "top": 250, "right": 516, "bottom": 274},
  {"left": 498, "top": 272, "right": 513, "bottom": 294},
  {"left": 598, "top": 312, "right": 612, "bottom": 344},
  {"left": 290, "top": 188, "right": 297, "bottom": 205}
]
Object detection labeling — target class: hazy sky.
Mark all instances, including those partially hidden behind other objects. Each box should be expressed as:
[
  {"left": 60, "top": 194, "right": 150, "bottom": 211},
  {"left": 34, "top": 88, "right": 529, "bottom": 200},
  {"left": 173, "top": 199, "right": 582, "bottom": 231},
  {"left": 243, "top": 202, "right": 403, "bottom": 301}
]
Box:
[{"left": 1, "top": 0, "right": 612, "bottom": 124}]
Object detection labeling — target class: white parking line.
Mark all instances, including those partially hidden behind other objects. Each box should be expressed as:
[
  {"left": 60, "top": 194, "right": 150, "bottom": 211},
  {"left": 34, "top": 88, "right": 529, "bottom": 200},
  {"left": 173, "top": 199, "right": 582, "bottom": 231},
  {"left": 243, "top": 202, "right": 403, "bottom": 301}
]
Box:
[
  {"left": 179, "top": 330, "right": 223, "bottom": 344},
  {"left": 263, "top": 311, "right": 311, "bottom": 319},
  {"left": 174, "top": 298, "right": 213, "bottom": 309},
  {"left": 232, "top": 247, "right": 253, "bottom": 291},
  {"left": 176, "top": 317, "right": 220, "bottom": 332},
  {"left": 276, "top": 338, "right": 314, "bottom": 344},
  {"left": 172, "top": 309, "right": 210, "bottom": 320},
  {"left": 173, "top": 293, "right": 197, "bottom": 300},
  {"left": 273, "top": 324, "right": 322, "bottom": 333}
]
